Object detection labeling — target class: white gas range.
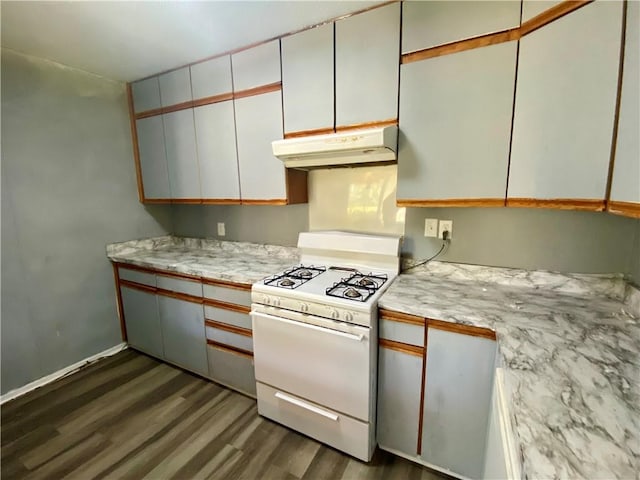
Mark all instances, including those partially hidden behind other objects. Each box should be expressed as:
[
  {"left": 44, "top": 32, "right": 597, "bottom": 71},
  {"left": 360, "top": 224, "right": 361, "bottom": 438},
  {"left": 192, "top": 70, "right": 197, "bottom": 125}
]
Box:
[{"left": 251, "top": 231, "right": 402, "bottom": 461}]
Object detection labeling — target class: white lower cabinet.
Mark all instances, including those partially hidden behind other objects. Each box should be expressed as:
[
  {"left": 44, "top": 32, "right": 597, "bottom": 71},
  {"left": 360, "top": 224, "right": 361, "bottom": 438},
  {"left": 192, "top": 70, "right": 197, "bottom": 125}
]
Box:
[
  {"left": 377, "top": 345, "right": 422, "bottom": 454},
  {"left": 120, "top": 286, "right": 164, "bottom": 359},
  {"left": 207, "top": 345, "right": 256, "bottom": 397},
  {"left": 421, "top": 328, "right": 497, "bottom": 479}
]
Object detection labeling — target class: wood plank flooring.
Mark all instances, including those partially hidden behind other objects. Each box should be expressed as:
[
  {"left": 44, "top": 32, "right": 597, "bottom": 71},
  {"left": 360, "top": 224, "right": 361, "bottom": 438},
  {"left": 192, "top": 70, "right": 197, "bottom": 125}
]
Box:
[{"left": 1, "top": 350, "right": 449, "bottom": 480}]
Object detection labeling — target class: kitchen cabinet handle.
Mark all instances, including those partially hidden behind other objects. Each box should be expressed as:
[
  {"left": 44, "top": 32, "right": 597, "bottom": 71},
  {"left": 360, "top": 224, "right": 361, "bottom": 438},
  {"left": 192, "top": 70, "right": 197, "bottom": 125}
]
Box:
[
  {"left": 275, "top": 391, "right": 339, "bottom": 421},
  {"left": 252, "top": 311, "right": 365, "bottom": 342}
]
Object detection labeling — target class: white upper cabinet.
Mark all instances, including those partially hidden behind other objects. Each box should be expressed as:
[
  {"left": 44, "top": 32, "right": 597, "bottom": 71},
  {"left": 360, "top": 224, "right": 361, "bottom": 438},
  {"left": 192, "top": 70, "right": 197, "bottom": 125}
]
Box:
[
  {"left": 131, "top": 76, "right": 161, "bottom": 113},
  {"left": 521, "top": 1, "right": 563, "bottom": 23},
  {"left": 136, "top": 116, "right": 171, "bottom": 200},
  {"left": 508, "top": 1, "right": 623, "bottom": 202},
  {"left": 158, "top": 66, "right": 193, "bottom": 106},
  {"left": 234, "top": 90, "right": 287, "bottom": 201},
  {"left": 194, "top": 102, "right": 240, "bottom": 201},
  {"left": 232, "top": 40, "right": 281, "bottom": 91},
  {"left": 335, "top": 3, "right": 400, "bottom": 126},
  {"left": 190, "top": 55, "right": 233, "bottom": 99},
  {"left": 609, "top": 0, "right": 640, "bottom": 209},
  {"left": 163, "top": 109, "right": 200, "bottom": 199},
  {"left": 281, "top": 23, "right": 334, "bottom": 133},
  {"left": 402, "top": 1, "right": 521, "bottom": 53},
  {"left": 397, "top": 41, "right": 517, "bottom": 202}
]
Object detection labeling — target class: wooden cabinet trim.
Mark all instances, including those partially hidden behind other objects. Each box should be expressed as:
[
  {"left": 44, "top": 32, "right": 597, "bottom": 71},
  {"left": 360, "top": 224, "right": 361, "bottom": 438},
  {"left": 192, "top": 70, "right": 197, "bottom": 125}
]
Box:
[
  {"left": 207, "top": 339, "right": 254, "bottom": 359},
  {"left": 202, "top": 277, "right": 252, "bottom": 291},
  {"left": 204, "top": 298, "right": 251, "bottom": 314},
  {"left": 156, "top": 288, "right": 204, "bottom": 305},
  {"left": 112, "top": 263, "right": 128, "bottom": 341},
  {"left": 284, "top": 127, "right": 335, "bottom": 139},
  {"left": 506, "top": 198, "right": 606, "bottom": 211},
  {"left": 192, "top": 92, "right": 234, "bottom": 108},
  {"left": 520, "top": 0, "right": 593, "bottom": 36},
  {"left": 427, "top": 318, "right": 497, "bottom": 341},
  {"left": 233, "top": 82, "right": 282, "bottom": 100},
  {"left": 607, "top": 201, "right": 640, "bottom": 218},
  {"left": 379, "top": 338, "right": 424, "bottom": 357},
  {"left": 397, "top": 198, "right": 505, "bottom": 208},
  {"left": 170, "top": 198, "right": 203, "bottom": 205},
  {"left": 155, "top": 269, "right": 203, "bottom": 282},
  {"left": 240, "top": 199, "right": 288, "bottom": 205},
  {"left": 127, "top": 84, "right": 146, "bottom": 203},
  {"left": 379, "top": 308, "right": 425, "bottom": 326},
  {"left": 142, "top": 198, "right": 172, "bottom": 204},
  {"left": 335, "top": 118, "right": 398, "bottom": 132},
  {"left": 205, "top": 319, "right": 252, "bottom": 337},
  {"left": 134, "top": 92, "right": 234, "bottom": 120},
  {"left": 201, "top": 199, "right": 242, "bottom": 205},
  {"left": 402, "top": 28, "right": 520, "bottom": 65},
  {"left": 605, "top": 0, "right": 629, "bottom": 205},
  {"left": 120, "top": 279, "right": 158, "bottom": 295}
]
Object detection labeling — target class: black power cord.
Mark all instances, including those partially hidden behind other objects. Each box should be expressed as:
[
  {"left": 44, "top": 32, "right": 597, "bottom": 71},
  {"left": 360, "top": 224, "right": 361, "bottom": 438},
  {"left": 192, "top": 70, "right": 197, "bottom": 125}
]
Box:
[{"left": 402, "top": 230, "right": 450, "bottom": 272}]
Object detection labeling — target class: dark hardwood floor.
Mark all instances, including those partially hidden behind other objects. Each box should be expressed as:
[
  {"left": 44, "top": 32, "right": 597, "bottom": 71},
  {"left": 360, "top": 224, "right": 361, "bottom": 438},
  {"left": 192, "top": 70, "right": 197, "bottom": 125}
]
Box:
[{"left": 1, "top": 350, "right": 447, "bottom": 479}]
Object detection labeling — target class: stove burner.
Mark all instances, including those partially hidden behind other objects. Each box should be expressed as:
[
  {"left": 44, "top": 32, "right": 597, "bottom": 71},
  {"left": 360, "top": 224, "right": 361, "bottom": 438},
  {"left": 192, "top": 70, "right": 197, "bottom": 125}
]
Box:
[
  {"left": 357, "top": 277, "right": 376, "bottom": 288},
  {"left": 279, "top": 278, "right": 295, "bottom": 287},
  {"left": 344, "top": 287, "right": 362, "bottom": 298},
  {"left": 297, "top": 269, "right": 313, "bottom": 278},
  {"left": 263, "top": 264, "right": 327, "bottom": 290}
]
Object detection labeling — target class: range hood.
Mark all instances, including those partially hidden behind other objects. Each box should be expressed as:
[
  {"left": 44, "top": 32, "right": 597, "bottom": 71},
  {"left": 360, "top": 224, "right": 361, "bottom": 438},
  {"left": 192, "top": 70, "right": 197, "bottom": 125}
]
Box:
[{"left": 272, "top": 125, "right": 398, "bottom": 169}]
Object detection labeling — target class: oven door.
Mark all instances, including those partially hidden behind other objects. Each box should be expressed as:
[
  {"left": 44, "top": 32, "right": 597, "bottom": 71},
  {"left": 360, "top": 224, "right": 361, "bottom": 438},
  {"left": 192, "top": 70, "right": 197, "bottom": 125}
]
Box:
[{"left": 252, "top": 305, "right": 371, "bottom": 421}]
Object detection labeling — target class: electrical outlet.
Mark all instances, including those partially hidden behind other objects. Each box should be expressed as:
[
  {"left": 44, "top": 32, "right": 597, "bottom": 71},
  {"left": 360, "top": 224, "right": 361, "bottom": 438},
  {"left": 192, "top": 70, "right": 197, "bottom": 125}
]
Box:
[
  {"left": 424, "top": 218, "right": 438, "bottom": 237},
  {"left": 217, "top": 222, "right": 225, "bottom": 236},
  {"left": 438, "top": 220, "right": 453, "bottom": 240}
]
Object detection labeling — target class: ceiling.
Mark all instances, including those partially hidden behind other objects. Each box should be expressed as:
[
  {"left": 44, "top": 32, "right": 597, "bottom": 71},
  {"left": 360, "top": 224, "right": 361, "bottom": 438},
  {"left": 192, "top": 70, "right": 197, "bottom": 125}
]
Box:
[{"left": 1, "top": 0, "right": 380, "bottom": 82}]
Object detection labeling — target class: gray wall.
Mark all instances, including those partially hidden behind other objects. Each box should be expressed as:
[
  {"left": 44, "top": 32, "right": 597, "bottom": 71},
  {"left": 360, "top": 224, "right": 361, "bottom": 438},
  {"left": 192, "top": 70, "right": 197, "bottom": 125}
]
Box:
[
  {"left": 628, "top": 220, "right": 640, "bottom": 285},
  {"left": 171, "top": 204, "right": 308, "bottom": 247},
  {"left": 1, "top": 50, "right": 172, "bottom": 395},
  {"left": 403, "top": 207, "right": 639, "bottom": 275}
]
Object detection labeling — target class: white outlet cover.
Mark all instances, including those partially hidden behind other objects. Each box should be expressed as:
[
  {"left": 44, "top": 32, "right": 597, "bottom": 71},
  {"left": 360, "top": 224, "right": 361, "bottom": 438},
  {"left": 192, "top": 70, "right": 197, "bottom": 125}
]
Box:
[
  {"left": 438, "top": 220, "right": 453, "bottom": 239},
  {"left": 424, "top": 218, "right": 438, "bottom": 237},
  {"left": 217, "top": 222, "right": 225, "bottom": 236}
]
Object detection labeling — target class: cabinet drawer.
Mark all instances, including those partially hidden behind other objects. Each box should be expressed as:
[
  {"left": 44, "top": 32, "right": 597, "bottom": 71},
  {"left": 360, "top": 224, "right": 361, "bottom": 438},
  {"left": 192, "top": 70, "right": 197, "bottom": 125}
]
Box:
[
  {"left": 157, "top": 275, "right": 203, "bottom": 297},
  {"left": 205, "top": 326, "right": 253, "bottom": 353},
  {"left": 257, "top": 382, "right": 370, "bottom": 461},
  {"left": 207, "top": 345, "right": 256, "bottom": 397},
  {"left": 203, "top": 283, "right": 251, "bottom": 307},
  {"left": 379, "top": 319, "right": 424, "bottom": 347},
  {"left": 119, "top": 267, "right": 156, "bottom": 287},
  {"left": 204, "top": 305, "right": 251, "bottom": 330}
]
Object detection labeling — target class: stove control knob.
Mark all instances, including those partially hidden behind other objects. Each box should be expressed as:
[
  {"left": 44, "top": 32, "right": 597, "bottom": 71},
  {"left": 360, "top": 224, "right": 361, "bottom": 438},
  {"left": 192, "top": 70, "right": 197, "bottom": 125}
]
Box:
[
  {"left": 344, "top": 312, "right": 353, "bottom": 323},
  {"left": 300, "top": 303, "right": 309, "bottom": 313},
  {"left": 330, "top": 308, "right": 340, "bottom": 320},
  {"left": 272, "top": 297, "right": 281, "bottom": 307},
  {"left": 262, "top": 295, "right": 271, "bottom": 305}
]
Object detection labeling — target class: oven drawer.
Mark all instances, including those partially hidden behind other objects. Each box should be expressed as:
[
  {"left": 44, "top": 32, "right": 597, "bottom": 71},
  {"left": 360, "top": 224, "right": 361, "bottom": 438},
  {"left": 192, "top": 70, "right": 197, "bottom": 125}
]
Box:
[
  {"left": 256, "top": 382, "right": 371, "bottom": 461},
  {"left": 252, "top": 309, "right": 371, "bottom": 421}
]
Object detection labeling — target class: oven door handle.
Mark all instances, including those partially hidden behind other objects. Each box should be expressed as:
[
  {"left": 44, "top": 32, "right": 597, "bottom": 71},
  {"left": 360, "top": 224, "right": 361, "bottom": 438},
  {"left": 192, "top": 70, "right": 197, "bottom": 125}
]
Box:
[
  {"left": 274, "top": 391, "right": 339, "bottom": 421},
  {"left": 252, "top": 311, "right": 365, "bottom": 342}
]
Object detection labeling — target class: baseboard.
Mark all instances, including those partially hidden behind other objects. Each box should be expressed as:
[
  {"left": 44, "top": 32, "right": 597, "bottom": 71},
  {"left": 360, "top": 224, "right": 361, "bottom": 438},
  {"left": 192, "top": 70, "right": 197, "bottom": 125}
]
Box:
[{"left": 0, "top": 343, "right": 128, "bottom": 405}]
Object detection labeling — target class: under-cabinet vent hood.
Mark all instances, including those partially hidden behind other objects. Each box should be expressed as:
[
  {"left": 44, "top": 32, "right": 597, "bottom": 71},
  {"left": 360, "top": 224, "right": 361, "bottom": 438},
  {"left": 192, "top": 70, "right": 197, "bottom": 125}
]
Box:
[{"left": 272, "top": 125, "right": 398, "bottom": 169}]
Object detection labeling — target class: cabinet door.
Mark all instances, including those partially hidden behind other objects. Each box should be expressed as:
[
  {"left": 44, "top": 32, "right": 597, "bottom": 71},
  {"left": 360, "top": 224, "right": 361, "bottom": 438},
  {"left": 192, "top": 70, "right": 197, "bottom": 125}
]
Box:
[
  {"left": 131, "top": 76, "right": 161, "bottom": 113},
  {"left": 421, "top": 328, "right": 496, "bottom": 479},
  {"left": 281, "top": 23, "right": 334, "bottom": 134},
  {"left": 207, "top": 345, "right": 257, "bottom": 397},
  {"left": 508, "top": 2, "right": 623, "bottom": 203},
  {"left": 194, "top": 101, "right": 240, "bottom": 201},
  {"left": 397, "top": 41, "right": 516, "bottom": 202},
  {"left": 232, "top": 40, "right": 281, "bottom": 92},
  {"left": 377, "top": 345, "right": 422, "bottom": 455},
  {"left": 121, "top": 286, "right": 163, "bottom": 359},
  {"left": 158, "top": 295, "right": 208, "bottom": 376},
  {"left": 190, "top": 55, "right": 233, "bottom": 100},
  {"left": 234, "top": 91, "right": 287, "bottom": 201},
  {"left": 158, "top": 66, "right": 192, "bottom": 107},
  {"left": 402, "top": 1, "right": 521, "bottom": 53},
  {"left": 609, "top": 1, "right": 640, "bottom": 211},
  {"left": 163, "top": 109, "right": 201, "bottom": 199},
  {"left": 136, "top": 116, "right": 171, "bottom": 200},
  {"left": 335, "top": 3, "right": 400, "bottom": 127}
]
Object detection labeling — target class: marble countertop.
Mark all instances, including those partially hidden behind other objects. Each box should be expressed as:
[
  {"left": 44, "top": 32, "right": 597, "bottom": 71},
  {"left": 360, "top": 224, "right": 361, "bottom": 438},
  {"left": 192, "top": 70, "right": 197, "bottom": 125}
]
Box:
[
  {"left": 380, "top": 261, "right": 640, "bottom": 479},
  {"left": 106, "top": 235, "right": 298, "bottom": 285}
]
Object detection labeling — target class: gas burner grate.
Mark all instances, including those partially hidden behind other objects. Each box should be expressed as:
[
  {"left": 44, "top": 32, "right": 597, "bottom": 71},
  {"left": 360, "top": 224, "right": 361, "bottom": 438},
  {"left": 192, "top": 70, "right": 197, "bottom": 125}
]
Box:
[
  {"left": 263, "top": 265, "right": 326, "bottom": 289},
  {"left": 325, "top": 272, "right": 388, "bottom": 302}
]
